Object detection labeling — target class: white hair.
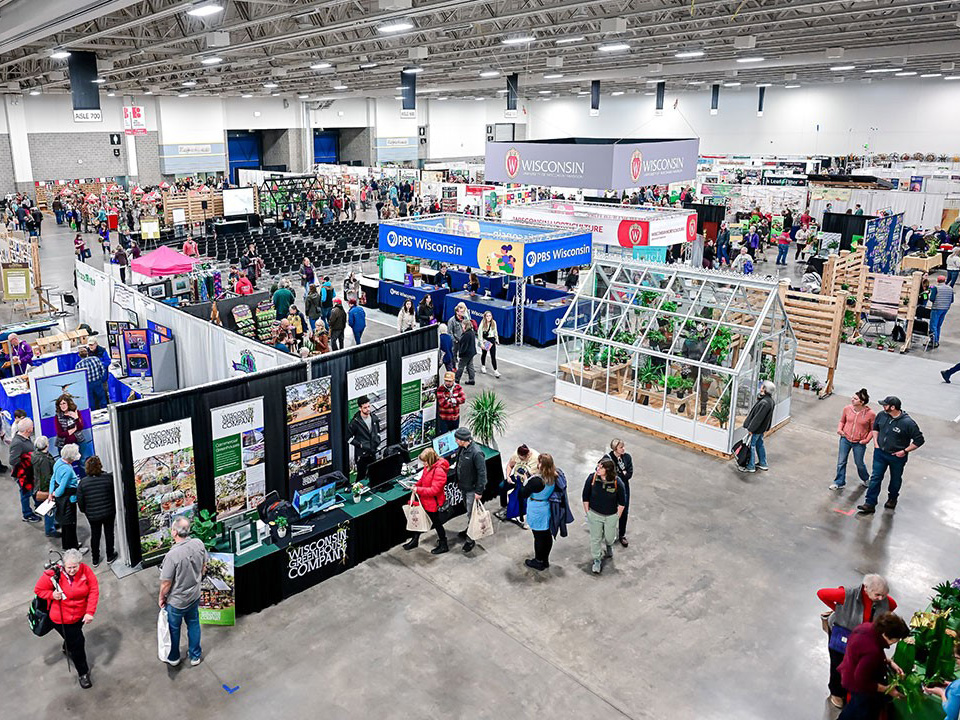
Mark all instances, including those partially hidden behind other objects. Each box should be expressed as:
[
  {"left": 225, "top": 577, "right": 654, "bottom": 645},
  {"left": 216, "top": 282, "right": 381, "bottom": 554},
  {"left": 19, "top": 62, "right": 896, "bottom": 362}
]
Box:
[
  {"left": 59, "top": 443, "right": 81, "bottom": 462},
  {"left": 35, "top": 435, "right": 49, "bottom": 451},
  {"left": 171, "top": 516, "right": 191, "bottom": 538},
  {"left": 761, "top": 380, "right": 776, "bottom": 396},
  {"left": 863, "top": 574, "right": 889, "bottom": 595},
  {"left": 63, "top": 548, "right": 83, "bottom": 565},
  {"left": 438, "top": 323, "right": 448, "bottom": 335}
]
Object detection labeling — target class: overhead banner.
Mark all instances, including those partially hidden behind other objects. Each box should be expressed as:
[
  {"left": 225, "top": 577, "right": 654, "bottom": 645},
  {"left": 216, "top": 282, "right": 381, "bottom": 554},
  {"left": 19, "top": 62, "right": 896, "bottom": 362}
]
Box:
[
  {"left": 130, "top": 418, "right": 197, "bottom": 564},
  {"left": 122, "top": 106, "right": 147, "bottom": 136},
  {"left": 199, "top": 552, "right": 235, "bottom": 626},
  {"left": 400, "top": 351, "right": 438, "bottom": 449},
  {"left": 863, "top": 212, "right": 905, "bottom": 275},
  {"left": 485, "top": 138, "right": 699, "bottom": 189},
  {"left": 379, "top": 217, "right": 592, "bottom": 277},
  {"left": 346, "top": 362, "right": 387, "bottom": 476},
  {"left": 502, "top": 203, "right": 697, "bottom": 248},
  {"left": 285, "top": 377, "right": 333, "bottom": 489},
  {"left": 211, "top": 398, "right": 266, "bottom": 520}
]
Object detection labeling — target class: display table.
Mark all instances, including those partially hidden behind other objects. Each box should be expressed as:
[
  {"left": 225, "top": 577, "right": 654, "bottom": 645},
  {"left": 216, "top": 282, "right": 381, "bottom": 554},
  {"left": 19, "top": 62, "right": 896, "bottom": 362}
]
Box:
[
  {"left": 558, "top": 361, "right": 631, "bottom": 393},
  {"left": 377, "top": 280, "right": 449, "bottom": 320},
  {"left": 524, "top": 299, "right": 573, "bottom": 347},
  {"left": 443, "top": 292, "right": 515, "bottom": 341},
  {"left": 0, "top": 319, "right": 60, "bottom": 342},
  {"left": 505, "top": 281, "right": 570, "bottom": 304},
  {"left": 448, "top": 269, "right": 508, "bottom": 299},
  {"left": 0, "top": 376, "right": 32, "bottom": 421},
  {"left": 233, "top": 446, "right": 504, "bottom": 615},
  {"left": 358, "top": 275, "right": 379, "bottom": 308}
]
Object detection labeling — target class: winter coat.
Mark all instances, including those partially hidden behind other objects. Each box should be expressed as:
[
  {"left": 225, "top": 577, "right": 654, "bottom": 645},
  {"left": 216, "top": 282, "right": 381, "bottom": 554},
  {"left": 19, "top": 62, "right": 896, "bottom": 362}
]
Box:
[
  {"left": 548, "top": 469, "right": 575, "bottom": 539},
  {"left": 743, "top": 393, "right": 775, "bottom": 434},
  {"left": 439, "top": 334, "right": 454, "bottom": 368},
  {"left": 348, "top": 306, "right": 366, "bottom": 334},
  {"left": 328, "top": 304, "right": 347, "bottom": 332},
  {"left": 398, "top": 309, "right": 417, "bottom": 332},
  {"left": 348, "top": 411, "right": 381, "bottom": 457},
  {"left": 34, "top": 564, "right": 99, "bottom": 625},
  {"left": 455, "top": 441, "right": 487, "bottom": 495},
  {"left": 33, "top": 449, "right": 54, "bottom": 496},
  {"left": 416, "top": 300, "right": 434, "bottom": 326},
  {"left": 413, "top": 458, "right": 449, "bottom": 512},
  {"left": 52, "top": 459, "right": 79, "bottom": 525},
  {"left": 304, "top": 292, "right": 322, "bottom": 320},
  {"left": 458, "top": 327, "right": 477, "bottom": 359},
  {"left": 436, "top": 383, "right": 466, "bottom": 422},
  {"left": 77, "top": 472, "right": 116, "bottom": 522}
]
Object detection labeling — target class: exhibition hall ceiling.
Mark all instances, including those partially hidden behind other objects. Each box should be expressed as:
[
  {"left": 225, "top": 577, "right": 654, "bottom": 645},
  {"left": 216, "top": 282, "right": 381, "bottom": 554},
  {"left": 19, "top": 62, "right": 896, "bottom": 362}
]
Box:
[{"left": 1, "top": 0, "right": 959, "bottom": 100}]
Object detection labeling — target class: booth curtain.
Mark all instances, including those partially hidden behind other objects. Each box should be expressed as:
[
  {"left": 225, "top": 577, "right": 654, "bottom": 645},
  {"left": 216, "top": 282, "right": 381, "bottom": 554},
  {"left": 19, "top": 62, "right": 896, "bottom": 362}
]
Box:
[{"left": 809, "top": 190, "right": 943, "bottom": 228}]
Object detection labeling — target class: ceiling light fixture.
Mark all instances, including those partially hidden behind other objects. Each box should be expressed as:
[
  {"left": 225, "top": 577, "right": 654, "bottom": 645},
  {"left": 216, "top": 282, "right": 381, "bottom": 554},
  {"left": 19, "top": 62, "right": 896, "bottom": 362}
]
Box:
[
  {"left": 830, "top": 65, "right": 855, "bottom": 71},
  {"left": 611, "top": 90, "right": 624, "bottom": 96},
  {"left": 674, "top": 50, "right": 704, "bottom": 59},
  {"left": 543, "top": 73, "right": 564, "bottom": 79},
  {"left": 722, "top": 81, "right": 741, "bottom": 87},
  {"left": 475, "top": 97, "right": 485, "bottom": 101},
  {"left": 186, "top": 2, "right": 223, "bottom": 17},
  {"left": 479, "top": 70, "right": 500, "bottom": 78},
  {"left": 555, "top": 36, "right": 585, "bottom": 45},
  {"left": 599, "top": 43, "right": 630, "bottom": 52},
  {"left": 864, "top": 68, "right": 902, "bottom": 73},
  {"left": 921, "top": 73, "right": 942, "bottom": 78},
  {"left": 50, "top": 49, "right": 71, "bottom": 59},
  {"left": 402, "top": 66, "right": 423, "bottom": 74},
  {"left": 298, "top": 94, "right": 308, "bottom": 99},
  {"left": 92, "top": 78, "right": 106, "bottom": 84},
  {"left": 182, "top": 80, "right": 197, "bottom": 86},
  {"left": 178, "top": 93, "right": 189, "bottom": 97},
  {"left": 502, "top": 35, "right": 535, "bottom": 45},
  {"left": 784, "top": 84, "right": 801, "bottom": 89},
  {"left": 29, "top": 89, "right": 41, "bottom": 96},
  {"left": 644, "top": 91, "right": 655, "bottom": 96},
  {"left": 310, "top": 62, "right": 332, "bottom": 70},
  {"left": 437, "top": 96, "right": 448, "bottom": 100},
  {"left": 263, "top": 82, "right": 278, "bottom": 88},
  {"left": 241, "top": 94, "right": 252, "bottom": 98},
  {"left": 755, "top": 82, "right": 772, "bottom": 87},
  {"left": 144, "top": 90, "right": 154, "bottom": 95},
  {"left": 107, "top": 92, "right": 116, "bottom": 97},
  {"left": 378, "top": 20, "right": 414, "bottom": 33},
  {"left": 201, "top": 56, "right": 222, "bottom": 65},
  {"left": 394, "top": 95, "right": 404, "bottom": 100},
  {"left": 736, "top": 57, "right": 764, "bottom": 63},
  {"left": 538, "top": 90, "right": 552, "bottom": 94},
  {"left": 945, "top": 75, "right": 960, "bottom": 80},
  {"left": 333, "top": 84, "right": 348, "bottom": 90},
  {"left": 894, "top": 71, "right": 917, "bottom": 77},
  {"left": 359, "top": 63, "right": 378, "bottom": 69}
]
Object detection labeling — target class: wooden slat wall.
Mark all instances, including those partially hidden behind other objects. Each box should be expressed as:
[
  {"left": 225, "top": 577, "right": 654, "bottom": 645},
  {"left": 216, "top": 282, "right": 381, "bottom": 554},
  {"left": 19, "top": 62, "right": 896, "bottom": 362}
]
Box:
[
  {"left": 779, "top": 282, "right": 845, "bottom": 395},
  {"left": 162, "top": 188, "right": 260, "bottom": 224}
]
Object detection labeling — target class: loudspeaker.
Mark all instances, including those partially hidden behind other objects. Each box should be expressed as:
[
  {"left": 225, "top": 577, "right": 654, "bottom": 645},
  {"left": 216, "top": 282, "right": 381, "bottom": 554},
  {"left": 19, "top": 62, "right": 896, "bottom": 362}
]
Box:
[{"left": 201, "top": 200, "right": 208, "bottom": 210}]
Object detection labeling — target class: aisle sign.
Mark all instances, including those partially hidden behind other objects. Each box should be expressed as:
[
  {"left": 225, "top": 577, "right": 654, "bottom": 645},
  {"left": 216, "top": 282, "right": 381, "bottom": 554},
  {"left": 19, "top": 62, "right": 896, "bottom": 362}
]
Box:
[
  {"left": 122, "top": 106, "right": 147, "bottom": 135},
  {"left": 1, "top": 262, "right": 32, "bottom": 300}
]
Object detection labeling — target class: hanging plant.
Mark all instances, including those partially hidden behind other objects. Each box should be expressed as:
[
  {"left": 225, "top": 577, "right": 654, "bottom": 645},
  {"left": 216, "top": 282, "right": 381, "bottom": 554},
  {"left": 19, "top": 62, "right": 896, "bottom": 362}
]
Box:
[{"left": 709, "top": 326, "right": 733, "bottom": 362}]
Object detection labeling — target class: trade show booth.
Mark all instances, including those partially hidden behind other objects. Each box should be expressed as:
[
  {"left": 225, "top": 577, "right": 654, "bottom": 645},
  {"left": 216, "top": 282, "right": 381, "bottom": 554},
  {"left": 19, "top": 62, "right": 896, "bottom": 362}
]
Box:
[{"left": 554, "top": 257, "right": 795, "bottom": 455}]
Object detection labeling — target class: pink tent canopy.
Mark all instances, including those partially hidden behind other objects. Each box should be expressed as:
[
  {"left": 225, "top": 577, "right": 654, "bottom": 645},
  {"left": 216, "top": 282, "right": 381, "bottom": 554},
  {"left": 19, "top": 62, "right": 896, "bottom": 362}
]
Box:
[{"left": 131, "top": 245, "right": 199, "bottom": 277}]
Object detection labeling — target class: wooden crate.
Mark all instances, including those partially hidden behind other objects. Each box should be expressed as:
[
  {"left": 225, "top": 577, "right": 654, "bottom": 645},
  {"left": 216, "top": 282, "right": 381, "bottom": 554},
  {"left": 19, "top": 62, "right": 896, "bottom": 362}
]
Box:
[{"left": 901, "top": 254, "right": 941, "bottom": 273}]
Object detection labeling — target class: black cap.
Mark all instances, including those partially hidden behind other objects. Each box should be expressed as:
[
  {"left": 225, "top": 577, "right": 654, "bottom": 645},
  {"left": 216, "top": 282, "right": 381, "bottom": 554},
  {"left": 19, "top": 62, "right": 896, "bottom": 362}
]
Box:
[{"left": 880, "top": 396, "right": 901, "bottom": 409}]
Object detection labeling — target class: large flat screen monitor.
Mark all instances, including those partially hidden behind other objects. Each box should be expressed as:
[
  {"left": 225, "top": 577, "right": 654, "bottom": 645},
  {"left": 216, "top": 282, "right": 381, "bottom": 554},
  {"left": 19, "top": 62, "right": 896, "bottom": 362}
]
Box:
[
  {"left": 432, "top": 430, "right": 458, "bottom": 458},
  {"left": 367, "top": 453, "right": 404, "bottom": 488},
  {"left": 381, "top": 257, "right": 407, "bottom": 283},
  {"left": 223, "top": 187, "right": 256, "bottom": 217}
]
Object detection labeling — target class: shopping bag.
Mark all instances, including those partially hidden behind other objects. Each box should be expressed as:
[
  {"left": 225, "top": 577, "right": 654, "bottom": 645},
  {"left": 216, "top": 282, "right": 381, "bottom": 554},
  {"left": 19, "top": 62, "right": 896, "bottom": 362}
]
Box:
[
  {"left": 732, "top": 439, "right": 751, "bottom": 467},
  {"left": 467, "top": 498, "right": 495, "bottom": 541},
  {"left": 157, "top": 608, "right": 171, "bottom": 662},
  {"left": 403, "top": 491, "right": 432, "bottom": 533}
]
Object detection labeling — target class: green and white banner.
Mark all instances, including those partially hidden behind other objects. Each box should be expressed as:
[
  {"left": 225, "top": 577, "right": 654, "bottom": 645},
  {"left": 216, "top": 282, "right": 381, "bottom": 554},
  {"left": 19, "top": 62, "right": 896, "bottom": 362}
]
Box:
[
  {"left": 211, "top": 398, "right": 265, "bottom": 520},
  {"left": 399, "top": 351, "right": 438, "bottom": 449}
]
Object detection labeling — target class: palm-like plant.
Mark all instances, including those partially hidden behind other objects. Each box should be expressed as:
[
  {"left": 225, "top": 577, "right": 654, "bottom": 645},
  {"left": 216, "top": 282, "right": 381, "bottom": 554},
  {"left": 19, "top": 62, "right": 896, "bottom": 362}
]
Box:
[{"left": 467, "top": 390, "right": 508, "bottom": 449}]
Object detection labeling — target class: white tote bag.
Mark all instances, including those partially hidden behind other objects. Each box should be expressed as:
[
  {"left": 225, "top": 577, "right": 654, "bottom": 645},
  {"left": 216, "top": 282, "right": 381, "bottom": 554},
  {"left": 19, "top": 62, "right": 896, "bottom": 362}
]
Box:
[
  {"left": 403, "top": 490, "right": 433, "bottom": 533},
  {"left": 157, "top": 608, "right": 171, "bottom": 662},
  {"left": 467, "top": 497, "right": 495, "bottom": 541}
]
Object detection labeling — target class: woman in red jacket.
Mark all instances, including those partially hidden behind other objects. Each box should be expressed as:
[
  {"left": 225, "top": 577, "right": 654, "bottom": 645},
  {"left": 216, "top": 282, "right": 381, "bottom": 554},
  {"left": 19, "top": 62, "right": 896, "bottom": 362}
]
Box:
[
  {"left": 34, "top": 548, "right": 99, "bottom": 689},
  {"left": 403, "top": 448, "right": 449, "bottom": 555}
]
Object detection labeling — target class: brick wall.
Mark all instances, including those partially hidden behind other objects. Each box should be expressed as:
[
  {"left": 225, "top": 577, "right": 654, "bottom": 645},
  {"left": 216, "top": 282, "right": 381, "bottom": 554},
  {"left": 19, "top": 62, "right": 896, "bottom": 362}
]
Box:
[
  {"left": 27, "top": 132, "right": 128, "bottom": 182},
  {"left": 0, "top": 134, "right": 14, "bottom": 195},
  {"left": 134, "top": 131, "right": 161, "bottom": 185},
  {"left": 340, "top": 127, "right": 373, "bottom": 165}
]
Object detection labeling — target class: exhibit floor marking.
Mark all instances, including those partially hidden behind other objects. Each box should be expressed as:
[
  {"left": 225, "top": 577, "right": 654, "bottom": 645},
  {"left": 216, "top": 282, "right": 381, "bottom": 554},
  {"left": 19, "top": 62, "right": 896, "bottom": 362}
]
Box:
[
  {"left": 833, "top": 507, "right": 857, "bottom": 516},
  {"left": 223, "top": 684, "right": 240, "bottom": 694}
]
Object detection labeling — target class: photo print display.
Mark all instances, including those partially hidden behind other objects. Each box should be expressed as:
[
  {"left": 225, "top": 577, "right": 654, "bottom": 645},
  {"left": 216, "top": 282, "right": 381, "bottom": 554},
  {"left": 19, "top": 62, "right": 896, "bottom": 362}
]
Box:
[
  {"left": 211, "top": 398, "right": 266, "bottom": 520},
  {"left": 285, "top": 376, "right": 333, "bottom": 487}
]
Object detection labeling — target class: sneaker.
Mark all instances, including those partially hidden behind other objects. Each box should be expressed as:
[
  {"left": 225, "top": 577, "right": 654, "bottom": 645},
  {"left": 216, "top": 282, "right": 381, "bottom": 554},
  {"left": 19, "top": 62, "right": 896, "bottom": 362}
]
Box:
[
  {"left": 465, "top": 381, "right": 476, "bottom": 385},
  {"left": 884, "top": 499, "right": 898, "bottom": 510},
  {"left": 619, "top": 536, "right": 629, "bottom": 547},
  {"left": 859, "top": 479, "right": 870, "bottom": 488},
  {"left": 106, "top": 554, "right": 118, "bottom": 563},
  {"left": 78, "top": 673, "right": 92, "bottom": 689},
  {"left": 93, "top": 558, "right": 102, "bottom": 568},
  {"left": 828, "top": 483, "right": 844, "bottom": 491},
  {"left": 756, "top": 465, "right": 769, "bottom": 471},
  {"left": 942, "top": 370, "right": 951, "bottom": 384},
  {"left": 520, "top": 520, "right": 529, "bottom": 530},
  {"left": 494, "top": 509, "right": 507, "bottom": 521},
  {"left": 494, "top": 371, "right": 501, "bottom": 378},
  {"left": 190, "top": 656, "right": 203, "bottom": 667},
  {"left": 78, "top": 546, "right": 89, "bottom": 555},
  {"left": 480, "top": 366, "right": 486, "bottom": 374},
  {"left": 402, "top": 538, "right": 418, "bottom": 551},
  {"left": 163, "top": 656, "right": 181, "bottom": 667},
  {"left": 738, "top": 466, "right": 755, "bottom": 473},
  {"left": 525, "top": 558, "right": 547, "bottom": 571},
  {"left": 22, "top": 515, "right": 41, "bottom": 523},
  {"left": 462, "top": 539, "right": 476, "bottom": 553},
  {"left": 431, "top": 542, "right": 449, "bottom": 555},
  {"left": 856, "top": 504, "right": 875, "bottom": 515},
  {"left": 592, "top": 559, "right": 602, "bottom": 574}
]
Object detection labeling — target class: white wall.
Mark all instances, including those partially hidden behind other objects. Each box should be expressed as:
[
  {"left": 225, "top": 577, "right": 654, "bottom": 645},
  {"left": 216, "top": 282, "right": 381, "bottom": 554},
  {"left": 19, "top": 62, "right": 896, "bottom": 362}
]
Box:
[
  {"left": 224, "top": 96, "right": 302, "bottom": 130},
  {"left": 526, "top": 80, "right": 960, "bottom": 156},
  {"left": 157, "top": 96, "right": 224, "bottom": 145},
  {"left": 310, "top": 98, "right": 370, "bottom": 128},
  {"left": 426, "top": 99, "right": 486, "bottom": 158},
  {"left": 374, "top": 97, "right": 419, "bottom": 138}
]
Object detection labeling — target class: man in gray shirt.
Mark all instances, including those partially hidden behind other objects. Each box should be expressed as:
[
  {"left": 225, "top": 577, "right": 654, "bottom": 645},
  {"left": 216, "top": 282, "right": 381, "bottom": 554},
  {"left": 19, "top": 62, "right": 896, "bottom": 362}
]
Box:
[{"left": 159, "top": 516, "right": 208, "bottom": 667}]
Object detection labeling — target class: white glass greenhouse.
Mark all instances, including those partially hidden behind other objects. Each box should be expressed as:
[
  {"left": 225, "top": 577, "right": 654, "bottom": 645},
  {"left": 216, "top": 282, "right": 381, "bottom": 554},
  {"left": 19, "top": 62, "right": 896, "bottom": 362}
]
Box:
[{"left": 554, "top": 257, "right": 796, "bottom": 454}]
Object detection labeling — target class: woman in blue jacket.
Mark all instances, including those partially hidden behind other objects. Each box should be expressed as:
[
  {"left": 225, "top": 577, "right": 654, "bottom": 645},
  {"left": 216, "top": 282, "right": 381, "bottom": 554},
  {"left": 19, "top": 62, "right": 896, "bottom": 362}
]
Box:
[
  {"left": 348, "top": 298, "right": 366, "bottom": 345},
  {"left": 438, "top": 324, "right": 455, "bottom": 372},
  {"left": 521, "top": 453, "right": 559, "bottom": 571},
  {"left": 52, "top": 443, "right": 82, "bottom": 551}
]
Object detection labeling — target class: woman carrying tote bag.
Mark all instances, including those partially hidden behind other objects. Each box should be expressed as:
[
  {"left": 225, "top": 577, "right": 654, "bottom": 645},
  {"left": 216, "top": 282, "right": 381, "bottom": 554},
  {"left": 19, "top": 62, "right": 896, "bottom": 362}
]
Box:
[{"left": 403, "top": 449, "right": 450, "bottom": 555}]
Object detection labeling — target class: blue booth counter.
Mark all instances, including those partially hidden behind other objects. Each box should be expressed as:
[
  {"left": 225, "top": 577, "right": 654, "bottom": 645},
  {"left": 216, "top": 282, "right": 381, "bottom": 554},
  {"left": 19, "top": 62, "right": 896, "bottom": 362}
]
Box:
[
  {"left": 442, "top": 291, "right": 583, "bottom": 346},
  {"left": 446, "top": 269, "right": 509, "bottom": 299},
  {"left": 377, "top": 280, "right": 449, "bottom": 321},
  {"left": 505, "top": 281, "right": 571, "bottom": 304},
  {"left": 442, "top": 292, "right": 516, "bottom": 342}
]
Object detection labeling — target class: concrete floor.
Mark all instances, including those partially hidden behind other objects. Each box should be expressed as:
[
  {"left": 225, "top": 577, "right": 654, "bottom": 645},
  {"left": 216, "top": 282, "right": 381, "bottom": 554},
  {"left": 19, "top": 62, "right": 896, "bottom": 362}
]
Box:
[{"left": 1, "top": 220, "right": 959, "bottom": 718}]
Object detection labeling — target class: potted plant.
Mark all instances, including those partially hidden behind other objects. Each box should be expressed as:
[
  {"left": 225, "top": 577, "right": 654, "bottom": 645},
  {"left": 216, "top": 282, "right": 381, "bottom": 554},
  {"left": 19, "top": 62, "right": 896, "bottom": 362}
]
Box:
[
  {"left": 865, "top": 340, "right": 873, "bottom": 348},
  {"left": 802, "top": 374, "right": 811, "bottom": 391},
  {"left": 467, "top": 389, "right": 508, "bottom": 449},
  {"left": 351, "top": 481, "right": 364, "bottom": 503},
  {"left": 710, "top": 390, "right": 731, "bottom": 428},
  {"left": 877, "top": 338, "right": 886, "bottom": 351},
  {"left": 810, "top": 378, "right": 822, "bottom": 394},
  {"left": 273, "top": 515, "right": 289, "bottom": 538},
  {"left": 709, "top": 326, "right": 733, "bottom": 363},
  {"left": 190, "top": 509, "right": 219, "bottom": 550},
  {"left": 666, "top": 374, "right": 688, "bottom": 398},
  {"left": 792, "top": 373, "right": 801, "bottom": 388}
]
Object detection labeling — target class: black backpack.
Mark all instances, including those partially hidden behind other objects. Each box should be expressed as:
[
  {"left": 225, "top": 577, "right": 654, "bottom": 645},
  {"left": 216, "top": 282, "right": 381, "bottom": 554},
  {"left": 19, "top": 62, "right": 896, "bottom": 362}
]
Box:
[
  {"left": 28, "top": 596, "right": 53, "bottom": 637},
  {"left": 891, "top": 321, "right": 906, "bottom": 343}
]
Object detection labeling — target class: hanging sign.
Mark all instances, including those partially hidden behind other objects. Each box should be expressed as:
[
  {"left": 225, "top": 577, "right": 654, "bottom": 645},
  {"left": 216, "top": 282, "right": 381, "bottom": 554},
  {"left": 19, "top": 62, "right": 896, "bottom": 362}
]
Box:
[{"left": 122, "top": 106, "right": 147, "bottom": 135}]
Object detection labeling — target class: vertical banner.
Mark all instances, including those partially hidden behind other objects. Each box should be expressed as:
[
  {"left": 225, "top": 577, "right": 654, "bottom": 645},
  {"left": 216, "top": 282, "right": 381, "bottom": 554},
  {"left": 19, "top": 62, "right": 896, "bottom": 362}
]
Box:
[
  {"left": 199, "top": 552, "right": 236, "bottom": 626},
  {"left": 130, "top": 418, "right": 197, "bottom": 564},
  {"left": 285, "top": 377, "right": 333, "bottom": 489},
  {"left": 346, "top": 363, "right": 387, "bottom": 474},
  {"left": 32, "top": 370, "right": 95, "bottom": 462},
  {"left": 505, "top": 73, "right": 519, "bottom": 118},
  {"left": 211, "top": 398, "right": 266, "bottom": 520},
  {"left": 399, "top": 351, "right": 438, "bottom": 449},
  {"left": 122, "top": 106, "right": 147, "bottom": 135},
  {"left": 590, "top": 80, "right": 600, "bottom": 117}
]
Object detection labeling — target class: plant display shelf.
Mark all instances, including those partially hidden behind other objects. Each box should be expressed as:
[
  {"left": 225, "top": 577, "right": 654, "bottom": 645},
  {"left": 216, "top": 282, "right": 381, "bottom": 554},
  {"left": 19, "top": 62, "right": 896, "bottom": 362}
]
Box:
[{"left": 901, "top": 254, "right": 942, "bottom": 273}]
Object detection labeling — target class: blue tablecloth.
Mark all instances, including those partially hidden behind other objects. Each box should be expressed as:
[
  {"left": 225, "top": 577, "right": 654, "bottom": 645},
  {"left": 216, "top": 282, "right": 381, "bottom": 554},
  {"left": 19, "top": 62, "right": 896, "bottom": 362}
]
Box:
[
  {"left": 524, "top": 304, "right": 568, "bottom": 346},
  {"left": 109, "top": 374, "right": 140, "bottom": 403},
  {"left": 443, "top": 292, "right": 516, "bottom": 341},
  {"left": 505, "top": 281, "right": 571, "bottom": 304},
  {"left": 0, "top": 320, "right": 60, "bottom": 342},
  {"left": 447, "top": 270, "right": 508, "bottom": 299},
  {"left": 377, "top": 281, "right": 449, "bottom": 320},
  {"left": 0, "top": 379, "right": 33, "bottom": 422}
]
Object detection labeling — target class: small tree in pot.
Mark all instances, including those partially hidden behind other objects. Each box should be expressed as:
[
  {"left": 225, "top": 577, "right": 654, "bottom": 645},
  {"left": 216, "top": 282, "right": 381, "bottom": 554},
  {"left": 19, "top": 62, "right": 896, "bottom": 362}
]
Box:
[{"left": 467, "top": 390, "right": 508, "bottom": 449}]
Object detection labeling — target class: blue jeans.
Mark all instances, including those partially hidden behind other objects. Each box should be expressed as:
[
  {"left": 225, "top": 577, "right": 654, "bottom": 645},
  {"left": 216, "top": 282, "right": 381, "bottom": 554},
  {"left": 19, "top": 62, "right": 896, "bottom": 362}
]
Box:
[
  {"left": 718, "top": 245, "right": 729, "bottom": 265},
  {"left": 930, "top": 308, "right": 948, "bottom": 344},
  {"left": 747, "top": 433, "right": 766, "bottom": 470},
  {"left": 44, "top": 511, "right": 57, "bottom": 535},
  {"left": 864, "top": 448, "right": 907, "bottom": 507},
  {"left": 166, "top": 598, "right": 202, "bottom": 662},
  {"left": 776, "top": 245, "right": 789, "bottom": 264},
  {"left": 18, "top": 486, "right": 34, "bottom": 519},
  {"left": 352, "top": 329, "right": 363, "bottom": 345},
  {"left": 947, "top": 270, "right": 958, "bottom": 287},
  {"left": 834, "top": 437, "right": 869, "bottom": 487}
]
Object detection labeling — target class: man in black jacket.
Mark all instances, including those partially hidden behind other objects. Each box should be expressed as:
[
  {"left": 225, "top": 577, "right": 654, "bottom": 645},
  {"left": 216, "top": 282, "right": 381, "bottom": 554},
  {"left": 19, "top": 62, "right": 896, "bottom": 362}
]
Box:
[
  {"left": 453, "top": 427, "right": 487, "bottom": 553},
  {"left": 858, "top": 396, "right": 925, "bottom": 514},
  {"left": 328, "top": 299, "right": 347, "bottom": 351},
  {"left": 348, "top": 396, "right": 381, "bottom": 483},
  {"left": 739, "top": 380, "right": 776, "bottom": 473},
  {"left": 77, "top": 455, "right": 117, "bottom": 566}
]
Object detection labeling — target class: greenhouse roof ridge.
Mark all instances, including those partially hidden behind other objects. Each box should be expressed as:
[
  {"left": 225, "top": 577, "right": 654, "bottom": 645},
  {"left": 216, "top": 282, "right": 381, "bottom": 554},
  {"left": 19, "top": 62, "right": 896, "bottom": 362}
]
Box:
[{"left": 593, "top": 253, "right": 783, "bottom": 288}]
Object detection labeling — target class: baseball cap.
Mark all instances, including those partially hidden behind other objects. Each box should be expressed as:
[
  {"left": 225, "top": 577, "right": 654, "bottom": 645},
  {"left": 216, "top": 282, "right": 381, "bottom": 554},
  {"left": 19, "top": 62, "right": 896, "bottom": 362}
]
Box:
[{"left": 880, "top": 396, "right": 901, "bottom": 409}]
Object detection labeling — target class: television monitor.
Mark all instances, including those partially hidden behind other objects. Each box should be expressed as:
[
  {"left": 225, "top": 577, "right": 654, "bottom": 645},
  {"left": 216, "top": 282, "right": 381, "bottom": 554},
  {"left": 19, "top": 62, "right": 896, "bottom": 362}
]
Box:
[
  {"left": 367, "top": 453, "right": 404, "bottom": 488},
  {"left": 432, "top": 430, "right": 458, "bottom": 458},
  {"left": 293, "top": 479, "right": 338, "bottom": 518},
  {"left": 381, "top": 257, "right": 407, "bottom": 283},
  {"left": 223, "top": 187, "right": 256, "bottom": 217}
]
